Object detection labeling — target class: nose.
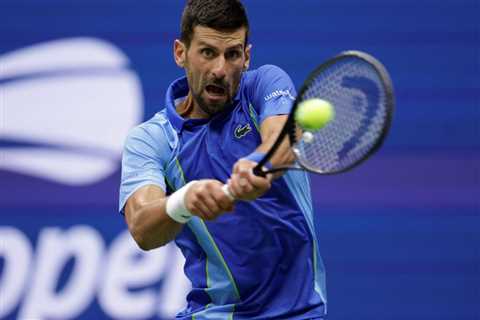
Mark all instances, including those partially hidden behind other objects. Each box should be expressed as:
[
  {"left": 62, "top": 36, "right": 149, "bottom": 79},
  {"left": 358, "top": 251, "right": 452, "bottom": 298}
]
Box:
[{"left": 211, "top": 56, "right": 226, "bottom": 79}]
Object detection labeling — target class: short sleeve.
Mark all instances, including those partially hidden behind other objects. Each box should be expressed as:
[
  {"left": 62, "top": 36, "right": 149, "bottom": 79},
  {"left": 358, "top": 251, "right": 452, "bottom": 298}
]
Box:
[
  {"left": 249, "top": 65, "right": 297, "bottom": 123},
  {"left": 118, "top": 125, "right": 168, "bottom": 213}
]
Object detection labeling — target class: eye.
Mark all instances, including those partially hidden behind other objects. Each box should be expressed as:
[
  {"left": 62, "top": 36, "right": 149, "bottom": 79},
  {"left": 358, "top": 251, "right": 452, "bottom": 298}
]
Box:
[
  {"left": 201, "top": 48, "right": 215, "bottom": 58},
  {"left": 226, "top": 50, "right": 241, "bottom": 60}
]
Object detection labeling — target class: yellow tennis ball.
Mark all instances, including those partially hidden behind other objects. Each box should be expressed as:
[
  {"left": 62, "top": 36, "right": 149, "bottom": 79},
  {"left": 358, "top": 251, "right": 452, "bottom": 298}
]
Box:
[{"left": 295, "top": 98, "right": 334, "bottom": 131}]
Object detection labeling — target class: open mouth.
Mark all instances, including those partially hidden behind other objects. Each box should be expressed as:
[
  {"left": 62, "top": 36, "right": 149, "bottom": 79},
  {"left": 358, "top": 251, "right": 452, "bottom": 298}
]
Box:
[{"left": 205, "top": 84, "right": 226, "bottom": 96}]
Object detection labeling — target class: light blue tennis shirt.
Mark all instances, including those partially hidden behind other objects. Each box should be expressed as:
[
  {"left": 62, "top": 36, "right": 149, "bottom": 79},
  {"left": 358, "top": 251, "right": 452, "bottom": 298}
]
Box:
[{"left": 119, "top": 65, "right": 327, "bottom": 319}]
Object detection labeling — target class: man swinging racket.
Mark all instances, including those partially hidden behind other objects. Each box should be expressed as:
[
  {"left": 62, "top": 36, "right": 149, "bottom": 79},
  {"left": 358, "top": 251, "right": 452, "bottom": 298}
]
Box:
[{"left": 119, "top": 0, "right": 327, "bottom": 318}]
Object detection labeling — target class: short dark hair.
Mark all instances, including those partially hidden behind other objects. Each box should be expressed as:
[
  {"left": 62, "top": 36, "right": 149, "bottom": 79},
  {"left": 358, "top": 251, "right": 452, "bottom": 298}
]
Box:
[{"left": 180, "top": 0, "right": 249, "bottom": 47}]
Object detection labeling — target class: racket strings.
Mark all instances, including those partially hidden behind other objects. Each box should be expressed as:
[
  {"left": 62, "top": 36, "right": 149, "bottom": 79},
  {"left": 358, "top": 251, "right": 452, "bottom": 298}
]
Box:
[{"left": 294, "top": 57, "right": 389, "bottom": 173}]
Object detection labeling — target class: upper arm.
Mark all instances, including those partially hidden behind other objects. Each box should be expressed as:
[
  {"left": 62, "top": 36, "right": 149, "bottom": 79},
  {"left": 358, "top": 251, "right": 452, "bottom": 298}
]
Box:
[
  {"left": 119, "top": 125, "right": 168, "bottom": 213},
  {"left": 249, "top": 65, "right": 296, "bottom": 124}
]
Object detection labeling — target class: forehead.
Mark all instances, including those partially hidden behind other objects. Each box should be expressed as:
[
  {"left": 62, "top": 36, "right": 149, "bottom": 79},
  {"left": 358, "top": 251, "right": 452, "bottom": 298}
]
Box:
[{"left": 190, "top": 25, "right": 247, "bottom": 48}]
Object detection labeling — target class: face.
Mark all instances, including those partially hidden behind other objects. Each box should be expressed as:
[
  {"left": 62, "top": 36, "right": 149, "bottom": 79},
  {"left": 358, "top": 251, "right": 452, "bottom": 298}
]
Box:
[{"left": 174, "top": 26, "right": 250, "bottom": 118}]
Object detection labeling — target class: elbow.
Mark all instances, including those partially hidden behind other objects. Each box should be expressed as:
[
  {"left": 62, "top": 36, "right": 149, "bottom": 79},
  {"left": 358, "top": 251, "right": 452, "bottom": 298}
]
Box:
[
  {"left": 126, "top": 221, "right": 153, "bottom": 251},
  {"left": 134, "top": 236, "right": 160, "bottom": 251},
  {"left": 130, "top": 226, "right": 168, "bottom": 251},
  {"left": 125, "top": 206, "right": 172, "bottom": 251},
  {"left": 130, "top": 229, "right": 161, "bottom": 251},
  {"left": 134, "top": 235, "right": 153, "bottom": 251},
  {"left": 125, "top": 210, "right": 159, "bottom": 251},
  {"left": 138, "top": 242, "right": 156, "bottom": 251},
  {"left": 129, "top": 228, "right": 148, "bottom": 251}
]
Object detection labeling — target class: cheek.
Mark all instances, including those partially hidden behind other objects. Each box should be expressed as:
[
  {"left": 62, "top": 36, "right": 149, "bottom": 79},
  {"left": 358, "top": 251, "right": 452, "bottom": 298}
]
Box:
[
  {"left": 185, "top": 56, "right": 205, "bottom": 82},
  {"left": 230, "top": 68, "right": 243, "bottom": 85},
  {"left": 187, "top": 67, "right": 202, "bottom": 87}
]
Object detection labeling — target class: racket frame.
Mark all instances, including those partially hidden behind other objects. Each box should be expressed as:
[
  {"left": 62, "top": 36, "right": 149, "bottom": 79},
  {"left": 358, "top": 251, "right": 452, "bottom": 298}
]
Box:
[{"left": 253, "top": 50, "right": 395, "bottom": 176}]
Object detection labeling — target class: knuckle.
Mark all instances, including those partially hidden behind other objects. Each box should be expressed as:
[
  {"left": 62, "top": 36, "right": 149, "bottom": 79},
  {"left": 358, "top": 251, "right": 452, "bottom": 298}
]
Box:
[
  {"left": 212, "top": 180, "right": 222, "bottom": 187},
  {"left": 186, "top": 203, "right": 195, "bottom": 212},
  {"left": 205, "top": 181, "right": 218, "bottom": 192},
  {"left": 197, "top": 185, "right": 206, "bottom": 194},
  {"left": 191, "top": 198, "right": 202, "bottom": 209},
  {"left": 196, "top": 191, "right": 207, "bottom": 201}
]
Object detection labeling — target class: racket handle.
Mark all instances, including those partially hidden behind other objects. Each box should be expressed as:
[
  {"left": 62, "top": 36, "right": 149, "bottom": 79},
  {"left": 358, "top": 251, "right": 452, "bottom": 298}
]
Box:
[
  {"left": 252, "top": 165, "right": 267, "bottom": 177},
  {"left": 221, "top": 184, "right": 235, "bottom": 201}
]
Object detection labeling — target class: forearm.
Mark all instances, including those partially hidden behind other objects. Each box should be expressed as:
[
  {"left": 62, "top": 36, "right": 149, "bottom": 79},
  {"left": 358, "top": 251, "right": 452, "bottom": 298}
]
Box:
[
  {"left": 256, "top": 115, "right": 295, "bottom": 169},
  {"left": 125, "top": 185, "right": 184, "bottom": 250},
  {"left": 126, "top": 181, "right": 234, "bottom": 250},
  {"left": 127, "top": 198, "right": 183, "bottom": 250}
]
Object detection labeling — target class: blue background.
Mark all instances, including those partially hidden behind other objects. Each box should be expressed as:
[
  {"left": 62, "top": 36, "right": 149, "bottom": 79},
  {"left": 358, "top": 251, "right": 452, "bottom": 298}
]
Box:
[{"left": 1, "top": 0, "right": 479, "bottom": 319}]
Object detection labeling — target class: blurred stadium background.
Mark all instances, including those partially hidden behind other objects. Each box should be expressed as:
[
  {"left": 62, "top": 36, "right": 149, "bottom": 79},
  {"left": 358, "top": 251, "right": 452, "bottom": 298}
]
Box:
[{"left": 0, "top": 0, "right": 478, "bottom": 319}]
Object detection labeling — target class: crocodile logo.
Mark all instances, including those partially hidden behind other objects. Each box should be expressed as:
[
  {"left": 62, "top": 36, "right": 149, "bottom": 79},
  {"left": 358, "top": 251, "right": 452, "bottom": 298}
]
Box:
[{"left": 234, "top": 123, "right": 252, "bottom": 139}]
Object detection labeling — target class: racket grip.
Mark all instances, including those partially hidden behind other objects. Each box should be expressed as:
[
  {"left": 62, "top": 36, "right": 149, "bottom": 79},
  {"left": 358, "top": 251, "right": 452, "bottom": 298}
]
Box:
[
  {"left": 253, "top": 165, "right": 267, "bottom": 177},
  {"left": 221, "top": 184, "right": 235, "bottom": 201},
  {"left": 245, "top": 152, "right": 269, "bottom": 177}
]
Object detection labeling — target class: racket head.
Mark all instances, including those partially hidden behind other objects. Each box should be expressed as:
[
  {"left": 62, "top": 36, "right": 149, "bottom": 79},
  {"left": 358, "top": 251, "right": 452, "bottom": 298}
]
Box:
[{"left": 290, "top": 50, "right": 395, "bottom": 174}]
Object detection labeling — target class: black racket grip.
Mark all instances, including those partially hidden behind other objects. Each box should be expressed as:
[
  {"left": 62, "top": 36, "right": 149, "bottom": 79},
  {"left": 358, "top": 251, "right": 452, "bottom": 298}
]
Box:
[{"left": 253, "top": 165, "right": 267, "bottom": 177}]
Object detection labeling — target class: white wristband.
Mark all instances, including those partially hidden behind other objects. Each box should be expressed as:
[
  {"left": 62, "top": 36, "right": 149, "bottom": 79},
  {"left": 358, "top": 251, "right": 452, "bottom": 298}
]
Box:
[{"left": 166, "top": 181, "right": 197, "bottom": 224}]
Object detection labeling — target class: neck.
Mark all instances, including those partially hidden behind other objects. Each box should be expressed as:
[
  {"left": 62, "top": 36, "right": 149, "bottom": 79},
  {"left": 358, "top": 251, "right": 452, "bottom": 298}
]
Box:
[{"left": 176, "top": 92, "right": 213, "bottom": 119}]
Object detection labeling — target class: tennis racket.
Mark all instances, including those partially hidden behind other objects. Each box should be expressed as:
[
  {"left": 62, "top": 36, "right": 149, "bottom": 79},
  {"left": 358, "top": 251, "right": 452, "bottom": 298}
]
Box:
[
  {"left": 221, "top": 50, "right": 394, "bottom": 199},
  {"left": 252, "top": 50, "right": 394, "bottom": 176}
]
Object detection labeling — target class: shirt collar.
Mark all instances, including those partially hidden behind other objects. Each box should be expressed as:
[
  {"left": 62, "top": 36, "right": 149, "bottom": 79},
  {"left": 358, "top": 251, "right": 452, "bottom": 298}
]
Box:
[
  {"left": 165, "top": 75, "right": 244, "bottom": 132},
  {"left": 165, "top": 76, "right": 189, "bottom": 132}
]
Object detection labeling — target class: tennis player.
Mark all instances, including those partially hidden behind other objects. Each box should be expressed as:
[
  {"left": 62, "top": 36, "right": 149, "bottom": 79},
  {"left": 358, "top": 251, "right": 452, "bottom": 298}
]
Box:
[{"left": 119, "top": 0, "right": 327, "bottom": 318}]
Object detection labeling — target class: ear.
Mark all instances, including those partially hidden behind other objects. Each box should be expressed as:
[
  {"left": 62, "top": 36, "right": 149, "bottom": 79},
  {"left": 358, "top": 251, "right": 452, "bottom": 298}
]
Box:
[
  {"left": 243, "top": 44, "right": 252, "bottom": 71},
  {"left": 174, "top": 39, "right": 186, "bottom": 68}
]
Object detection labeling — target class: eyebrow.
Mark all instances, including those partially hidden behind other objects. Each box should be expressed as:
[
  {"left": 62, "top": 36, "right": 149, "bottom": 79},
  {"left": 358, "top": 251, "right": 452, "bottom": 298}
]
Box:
[{"left": 197, "top": 41, "right": 244, "bottom": 51}]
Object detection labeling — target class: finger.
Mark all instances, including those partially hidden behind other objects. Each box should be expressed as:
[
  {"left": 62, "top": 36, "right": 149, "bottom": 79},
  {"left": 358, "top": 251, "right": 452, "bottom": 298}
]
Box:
[
  {"left": 245, "top": 168, "right": 271, "bottom": 189},
  {"left": 232, "top": 162, "right": 241, "bottom": 174},
  {"left": 232, "top": 160, "right": 249, "bottom": 174},
  {"left": 229, "top": 173, "right": 252, "bottom": 198},
  {"left": 197, "top": 193, "right": 221, "bottom": 216},
  {"left": 185, "top": 193, "right": 205, "bottom": 219},
  {"left": 189, "top": 205, "right": 209, "bottom": 220},
  {"left": 194, "top": 201, "right": 216, "bottom": 221},
  {"left": 233, "top": 158, "right": 256, "bottom": 174},
  {"left": 237, "top": 169, "right": 254, "bottom": 193},
  {"left": 187, "top": 192, "right": 216, "bottom": 220}
]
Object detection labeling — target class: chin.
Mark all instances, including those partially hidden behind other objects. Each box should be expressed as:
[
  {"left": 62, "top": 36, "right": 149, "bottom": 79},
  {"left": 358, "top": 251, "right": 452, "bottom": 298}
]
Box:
[
  {"left": 207, "top": 103, "right": 227, "bottom": 115},
  {"left": 203, "top": 97, "right": 229, "bottom": 112}
]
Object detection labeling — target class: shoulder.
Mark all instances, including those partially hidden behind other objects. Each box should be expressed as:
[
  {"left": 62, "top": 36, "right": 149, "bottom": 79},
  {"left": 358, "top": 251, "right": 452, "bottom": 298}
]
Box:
[
  {"left": 242, "top": 65, "right": 295, "bottom": 104},
  {"left": 124, "top": 109, "right": 177, "bottom": 154},
  {"left": 127, "top": 110, "right": 164, "bottom": 141},
  {"left": 243, "top": 65, "right": 294, "bottom": 94},
  {"left": 245, "top": 64, "right": 291, "bottom": 82}
]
